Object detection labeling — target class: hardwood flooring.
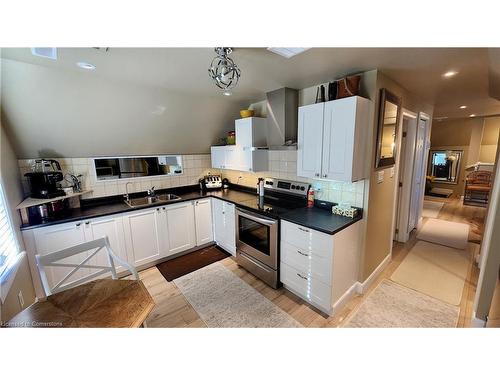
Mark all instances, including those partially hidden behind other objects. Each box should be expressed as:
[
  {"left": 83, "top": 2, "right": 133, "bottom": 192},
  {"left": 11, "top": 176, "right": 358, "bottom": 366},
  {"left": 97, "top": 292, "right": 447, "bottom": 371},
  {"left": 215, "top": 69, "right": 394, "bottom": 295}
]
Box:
[{"left": 138, "top": 197, "right": 486, "bottom": 328}]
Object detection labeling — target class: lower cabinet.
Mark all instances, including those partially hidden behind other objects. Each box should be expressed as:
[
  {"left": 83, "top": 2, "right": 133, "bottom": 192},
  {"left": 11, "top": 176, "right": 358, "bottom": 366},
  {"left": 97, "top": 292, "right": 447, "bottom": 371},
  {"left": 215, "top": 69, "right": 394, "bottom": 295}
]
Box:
[
  {"left": 25, "top": 197, "right": 216, "bottom": 298},
  {"left": 280, "top": 219, "right": 361, "bottom": 315},
  {"left": 212, "top": 198, "right": 236, "bottom": 255},
  {"left": 164, "top": 202, "right": 196, "bottom": 256},
  {"left": 194, "top": 199, "right": 214, "bottom": 246},
  {"left": 122, "top": 207, "right": 164, "bottom": 267}
]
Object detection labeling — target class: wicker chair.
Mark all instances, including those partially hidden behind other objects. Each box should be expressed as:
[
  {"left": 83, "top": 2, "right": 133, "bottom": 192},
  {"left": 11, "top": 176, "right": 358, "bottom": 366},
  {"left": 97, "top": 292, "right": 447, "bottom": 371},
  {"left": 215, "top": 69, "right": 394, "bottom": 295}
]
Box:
[{"left": 463, "top": 171, "right": 493, "bottom": 206}]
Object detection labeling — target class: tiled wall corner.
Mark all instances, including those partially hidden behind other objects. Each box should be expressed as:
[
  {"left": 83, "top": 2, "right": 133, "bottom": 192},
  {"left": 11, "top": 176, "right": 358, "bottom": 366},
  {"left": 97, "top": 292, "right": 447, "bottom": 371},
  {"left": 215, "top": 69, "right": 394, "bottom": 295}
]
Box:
[
  {"left": 213, "top": 150, "right": 366, "bottom": 208},
  {"left": 18, "top": 154, "right": 212, "bottom": 199}
]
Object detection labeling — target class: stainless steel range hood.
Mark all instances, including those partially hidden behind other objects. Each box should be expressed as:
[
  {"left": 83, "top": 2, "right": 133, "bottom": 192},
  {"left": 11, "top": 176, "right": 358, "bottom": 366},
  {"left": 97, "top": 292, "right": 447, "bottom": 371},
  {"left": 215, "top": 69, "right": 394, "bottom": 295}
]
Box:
[{"left": 266, "top": 88, "right": 299, "bottom": 150}]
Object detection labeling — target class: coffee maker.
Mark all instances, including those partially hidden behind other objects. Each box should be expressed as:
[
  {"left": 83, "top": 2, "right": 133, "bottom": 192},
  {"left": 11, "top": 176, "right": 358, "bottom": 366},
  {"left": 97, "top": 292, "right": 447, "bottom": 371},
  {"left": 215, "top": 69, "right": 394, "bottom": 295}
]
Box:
[{"left": 25, "top": 159, "right": 65, "bottom": 199}]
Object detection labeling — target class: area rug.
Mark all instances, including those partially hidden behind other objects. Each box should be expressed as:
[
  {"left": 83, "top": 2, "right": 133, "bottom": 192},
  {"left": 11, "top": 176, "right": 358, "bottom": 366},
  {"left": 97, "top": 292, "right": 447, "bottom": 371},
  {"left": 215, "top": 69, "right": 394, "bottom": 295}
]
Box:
[
  {"left": 429, "top": 187, "right": 453, "bottom": 198},
  {"left": 343, "top": 280, "right": 459, "bottom": 328},
  {"left": 422, "top": 200, "right": 444, "bottom": 218},
  {"left": 417, "top": 218, "right": 470, "bottom": 249},
  {"left": 156, "top": 246, "right": 230, "bottom": 281},
  {"left": 174, "top": 262, "right": 302, "bottom": 328},
  {"left": 390, "top": 241, "right": 470, "bottom": 305}
]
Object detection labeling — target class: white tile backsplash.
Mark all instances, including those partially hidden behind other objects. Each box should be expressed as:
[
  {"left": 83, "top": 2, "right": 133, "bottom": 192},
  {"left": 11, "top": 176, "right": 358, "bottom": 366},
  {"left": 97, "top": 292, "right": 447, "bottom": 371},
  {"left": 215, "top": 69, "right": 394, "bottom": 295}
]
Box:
[
  {"left": 215, "top": 149, "right": 366, "bottom": 208},
  {"left": 18, "top": 154, "right": 213, "bottom": 199}
]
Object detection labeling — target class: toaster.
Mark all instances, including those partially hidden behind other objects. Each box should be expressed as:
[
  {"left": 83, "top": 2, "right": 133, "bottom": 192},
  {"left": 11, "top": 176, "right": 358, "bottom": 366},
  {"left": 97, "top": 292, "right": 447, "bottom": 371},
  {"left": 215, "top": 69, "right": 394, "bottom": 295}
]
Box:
[{"left": 199, "top": 175, "right": 222, "bottom": 190}]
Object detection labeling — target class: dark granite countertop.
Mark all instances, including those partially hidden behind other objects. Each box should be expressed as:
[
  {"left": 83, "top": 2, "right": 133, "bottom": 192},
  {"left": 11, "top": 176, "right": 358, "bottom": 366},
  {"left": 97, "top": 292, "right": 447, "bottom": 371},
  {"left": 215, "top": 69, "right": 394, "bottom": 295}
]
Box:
[
  {"left": 20, "top": 185, "right": 362, "bottom": 235},
  {"left": 279, "top": 206, "right": 362, "bottom": 235}
]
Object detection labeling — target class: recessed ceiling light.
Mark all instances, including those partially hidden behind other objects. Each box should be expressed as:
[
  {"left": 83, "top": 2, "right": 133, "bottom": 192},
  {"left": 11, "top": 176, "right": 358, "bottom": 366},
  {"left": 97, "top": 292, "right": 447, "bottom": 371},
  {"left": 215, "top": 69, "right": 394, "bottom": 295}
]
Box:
[
  {"left": 469, "top": 114, "right": 476, "bottom": 117},
  {"left": 76, "top": 61, "right": 96, "bottom": 70},
  {"left": 443, "top": 70, "right": 458, "bottom": 78},
  {"left": 267, "top": 47, "right": 310, "bottom": 59},
  {"left": 459, "top": 105, "right": 467, "bottom": 109},
  {"left": 222, "top": 90, "right": 232, "bottom": 96}
]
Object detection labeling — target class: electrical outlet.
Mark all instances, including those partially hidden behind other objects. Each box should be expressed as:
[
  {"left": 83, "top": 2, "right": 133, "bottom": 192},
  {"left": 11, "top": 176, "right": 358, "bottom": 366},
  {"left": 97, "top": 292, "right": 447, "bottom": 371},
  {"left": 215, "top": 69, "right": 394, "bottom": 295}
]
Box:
[{"left": 18, "top": 291, "right": 24, "bottom": 308}]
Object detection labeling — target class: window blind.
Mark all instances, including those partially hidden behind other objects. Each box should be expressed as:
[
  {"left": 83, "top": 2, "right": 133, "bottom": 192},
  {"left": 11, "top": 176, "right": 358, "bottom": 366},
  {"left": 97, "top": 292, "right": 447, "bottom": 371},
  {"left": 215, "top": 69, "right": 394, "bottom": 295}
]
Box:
[{"left": 0, "top": 181, "right": 19, "bottom": 284}]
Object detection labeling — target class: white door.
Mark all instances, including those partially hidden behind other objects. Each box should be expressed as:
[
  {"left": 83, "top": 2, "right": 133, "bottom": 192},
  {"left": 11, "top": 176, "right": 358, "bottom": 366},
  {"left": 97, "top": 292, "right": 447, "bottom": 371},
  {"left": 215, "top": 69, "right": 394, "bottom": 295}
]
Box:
[
  {"left": 194, "top": 199, "right": 213, "bottom": 246},
  {"left": 123, "top": 207, "right": 163, "bottom": 267},
  {"left": 165, "top": 201, "right": 196, "bottom": 255},
  {"left": 297, "top": 103, "right": 324, "bottom": 179},
  {"left": 33, "top": 221, "right": 89, "bottom": 289},
  {"left": 210, "top": 147, "right": 225, "bottom": 168},
  {"left": 83, "top": 215, "right": 128, "bottom": 275},
  {"left": 408, "top": 116, "right": 428, "bottom": 231},
  {"left": 321, "top": 98, "right": 356, "bottom": 181}
]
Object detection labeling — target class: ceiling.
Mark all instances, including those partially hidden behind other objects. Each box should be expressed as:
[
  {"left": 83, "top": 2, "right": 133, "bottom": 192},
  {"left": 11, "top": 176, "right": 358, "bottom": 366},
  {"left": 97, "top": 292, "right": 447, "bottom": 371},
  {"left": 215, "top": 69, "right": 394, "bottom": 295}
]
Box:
[{"left": 1, "top": 47, "right": 499, "bottom": 119}]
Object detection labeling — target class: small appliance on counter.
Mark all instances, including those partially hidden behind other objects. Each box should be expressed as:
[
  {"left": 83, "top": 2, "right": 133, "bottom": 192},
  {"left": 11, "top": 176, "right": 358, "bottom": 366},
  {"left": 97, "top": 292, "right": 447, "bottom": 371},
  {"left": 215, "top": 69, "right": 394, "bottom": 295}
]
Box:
[
  {"left": 24, "top": 159, "right": 65, "bottom": 199},
  {"left": 222, "top": 178, "right": 230, "bottom": 189},
  {"left": 199, "top": 174, "right": 222, "bottom": 190}
]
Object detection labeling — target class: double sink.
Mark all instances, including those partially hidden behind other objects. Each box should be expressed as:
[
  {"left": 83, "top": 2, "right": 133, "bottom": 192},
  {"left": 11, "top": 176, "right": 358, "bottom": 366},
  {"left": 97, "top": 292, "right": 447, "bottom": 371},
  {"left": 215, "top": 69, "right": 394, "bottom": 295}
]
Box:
[{"left": 124, "top": 193, "right": 181, "bottom": 208}]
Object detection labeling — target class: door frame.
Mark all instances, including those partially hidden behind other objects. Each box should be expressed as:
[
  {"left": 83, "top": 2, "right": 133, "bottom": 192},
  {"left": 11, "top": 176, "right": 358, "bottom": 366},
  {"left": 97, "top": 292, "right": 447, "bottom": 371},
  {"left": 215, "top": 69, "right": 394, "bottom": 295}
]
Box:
[
  {"left": 415, "top": 112, "right": 432, "bottom": 229},
  {"left": 393, "top": 109, "right": 418, "bottom": 242}
]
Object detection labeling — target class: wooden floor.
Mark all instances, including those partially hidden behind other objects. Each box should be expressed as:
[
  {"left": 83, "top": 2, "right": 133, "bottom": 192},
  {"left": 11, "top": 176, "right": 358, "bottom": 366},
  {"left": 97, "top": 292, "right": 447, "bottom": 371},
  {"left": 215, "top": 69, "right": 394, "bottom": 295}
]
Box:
[{"left": 139, "top": 196, "right": 486, "bottom": 328}]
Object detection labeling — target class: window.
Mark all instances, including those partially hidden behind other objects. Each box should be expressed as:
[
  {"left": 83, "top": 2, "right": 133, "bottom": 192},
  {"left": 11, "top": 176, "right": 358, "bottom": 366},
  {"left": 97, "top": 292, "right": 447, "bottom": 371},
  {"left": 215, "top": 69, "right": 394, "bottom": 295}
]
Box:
[{"left": 0, "top": 180, "right": 22, "bottom": 302}]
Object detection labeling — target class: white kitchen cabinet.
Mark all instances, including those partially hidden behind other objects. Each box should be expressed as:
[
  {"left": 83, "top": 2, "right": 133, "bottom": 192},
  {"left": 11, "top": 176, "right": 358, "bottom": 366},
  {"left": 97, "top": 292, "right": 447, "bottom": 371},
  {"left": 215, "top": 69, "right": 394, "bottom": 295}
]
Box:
[
  {"left": 297, "top": 102, "right": 324, "bottom": 179},
  {"left": 235, "top": 117, "right": 267, "bottom": 147},
  {"left": 211, "top": 145, "right": 268, "bottom": 172},
  {"left": 297, "top": 96, "right": 370, "bottom": 182},
  {"left": 238, "top": 147, "right": 269, "bottom": 172},
  {"left": 32, "top": 221, "right": 89, "bottom": 290},
  {"left": 164, "top": 201, "right": 196, "bottom": 256},
  {"left": 83, "top": 215, "right": 129, "bottom": 274},
  {"left": 194, "top": 198, "right": 214, "bottom": 246},
  {"left": 122, "top": 207, "right": 164, "bottom": 267},
  {"left": 280, "top": 219, "right": 361, "bottom": 315},
  {"left": 212, "top": 198, "right": 236, "bottom": 255}
]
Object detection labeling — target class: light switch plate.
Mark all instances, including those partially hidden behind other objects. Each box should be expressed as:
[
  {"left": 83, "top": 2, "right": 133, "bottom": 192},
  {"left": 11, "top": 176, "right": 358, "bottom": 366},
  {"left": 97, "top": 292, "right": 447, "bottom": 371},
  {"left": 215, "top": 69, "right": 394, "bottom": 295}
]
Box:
[{"left": 377, "top": 170, "right": 384, "bottom": 184}]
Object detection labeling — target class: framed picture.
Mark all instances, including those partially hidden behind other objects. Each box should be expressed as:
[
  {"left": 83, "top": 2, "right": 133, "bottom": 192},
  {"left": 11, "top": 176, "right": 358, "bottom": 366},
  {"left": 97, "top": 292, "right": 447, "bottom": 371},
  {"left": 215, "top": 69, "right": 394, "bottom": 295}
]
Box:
[{"left": 375, "top": 88, "right": 402, "bottom": 169}]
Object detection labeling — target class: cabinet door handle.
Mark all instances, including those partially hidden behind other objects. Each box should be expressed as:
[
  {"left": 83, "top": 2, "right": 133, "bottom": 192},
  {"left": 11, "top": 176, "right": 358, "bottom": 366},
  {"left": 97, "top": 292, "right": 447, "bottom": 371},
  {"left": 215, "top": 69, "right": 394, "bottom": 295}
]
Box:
[
  {"left": 156, "top": 208, "right": 160, "bottom": 211},
  {"left": 296, "top": 273, "right": 308, "bottom": 280},
  {"left": 298, "top": 227, "right": 309, "bottom": 233},
  {"left": 323, "top": 174, "right": 328, "bottom": 178},
  {"left": 297, "top": 250, "right": 309, "bottom": 257},
  {"left": 75, "top": 223, "right": 81, "bottom": 227},
  {"left": 315, "top": 173, "right": 320, "bottom": 177},
  {"left": 85, "top": 221, "right": 90, "bottom": 225},
  {"left": 162, "top": 207, "right": 166, "bottom": 210}
]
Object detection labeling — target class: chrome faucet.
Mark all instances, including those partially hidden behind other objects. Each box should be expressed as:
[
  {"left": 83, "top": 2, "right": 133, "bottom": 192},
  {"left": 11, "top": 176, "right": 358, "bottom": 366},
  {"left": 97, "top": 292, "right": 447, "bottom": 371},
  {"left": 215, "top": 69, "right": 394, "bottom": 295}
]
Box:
[
  {"left": 147, "top": 186, "right": 156, "bottom": 197},
  {"left": 124, "top": 182, "right": 133, "bottom": 202}
]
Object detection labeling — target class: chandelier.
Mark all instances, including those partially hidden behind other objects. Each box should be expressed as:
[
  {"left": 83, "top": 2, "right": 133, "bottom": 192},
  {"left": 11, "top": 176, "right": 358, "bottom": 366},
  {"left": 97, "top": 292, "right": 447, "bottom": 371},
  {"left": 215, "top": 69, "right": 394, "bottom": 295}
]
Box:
[{"left": 208, "top": 47, "right": 241, "bottom": 96}]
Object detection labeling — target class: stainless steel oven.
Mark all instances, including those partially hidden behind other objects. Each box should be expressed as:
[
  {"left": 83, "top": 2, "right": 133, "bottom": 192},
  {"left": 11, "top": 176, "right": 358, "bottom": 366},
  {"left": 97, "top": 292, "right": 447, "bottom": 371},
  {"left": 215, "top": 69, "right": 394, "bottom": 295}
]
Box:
[{"left": 236, "top": 208, "right": 279, "bottom": 288}]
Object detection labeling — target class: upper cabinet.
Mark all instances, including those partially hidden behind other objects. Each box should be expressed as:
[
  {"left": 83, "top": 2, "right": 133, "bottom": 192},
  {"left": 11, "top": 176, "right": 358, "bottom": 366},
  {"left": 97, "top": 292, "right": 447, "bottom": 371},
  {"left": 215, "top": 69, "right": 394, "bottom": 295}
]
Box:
[
  {"left": 211, "top": 117, "right": 269, "bottom": 172},
  {"left": 297, "top": 96, "right": 371, "bottom": 182},
  {"left": 235, "top": 117, "right": 267, "bottom": 148}
]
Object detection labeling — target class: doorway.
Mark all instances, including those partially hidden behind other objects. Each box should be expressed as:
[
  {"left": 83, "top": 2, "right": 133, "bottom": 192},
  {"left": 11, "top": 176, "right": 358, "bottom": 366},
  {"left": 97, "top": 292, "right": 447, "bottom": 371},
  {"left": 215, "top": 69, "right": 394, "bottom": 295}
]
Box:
[{"left": 394, "top": 110, "right": 417, "bottom": 242}]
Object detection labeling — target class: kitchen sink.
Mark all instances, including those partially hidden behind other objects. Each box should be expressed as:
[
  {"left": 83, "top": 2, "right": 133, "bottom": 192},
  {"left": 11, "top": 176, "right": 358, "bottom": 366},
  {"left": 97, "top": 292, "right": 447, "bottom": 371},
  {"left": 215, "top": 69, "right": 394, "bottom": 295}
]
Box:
[{"left": 125, "top": 194, "right": 181, "bottom": 208}]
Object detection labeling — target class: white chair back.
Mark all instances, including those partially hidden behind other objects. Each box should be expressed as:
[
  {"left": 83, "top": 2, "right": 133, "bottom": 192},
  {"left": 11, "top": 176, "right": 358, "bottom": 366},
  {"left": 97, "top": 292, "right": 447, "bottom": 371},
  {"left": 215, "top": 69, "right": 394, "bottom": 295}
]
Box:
[{"left": 35, "top": 236, "right": 139, "bottom": 296}]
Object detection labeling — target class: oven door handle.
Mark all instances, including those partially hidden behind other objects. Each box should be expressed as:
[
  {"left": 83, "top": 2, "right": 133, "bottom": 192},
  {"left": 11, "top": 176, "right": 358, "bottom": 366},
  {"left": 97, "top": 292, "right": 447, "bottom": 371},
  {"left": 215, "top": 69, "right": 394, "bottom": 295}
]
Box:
[{"left": 236, "top": 208, "right": 277, "bottom": 226}]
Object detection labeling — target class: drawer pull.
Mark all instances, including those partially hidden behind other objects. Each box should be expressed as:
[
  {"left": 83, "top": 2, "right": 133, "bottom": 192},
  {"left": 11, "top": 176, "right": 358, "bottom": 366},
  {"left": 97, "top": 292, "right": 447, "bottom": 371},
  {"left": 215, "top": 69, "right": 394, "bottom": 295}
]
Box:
[
  {"left": 296, "top": 273, "right": 308, "bottom": 280},
  {"left": 298, "top": 227, "right": 309, "bottom": 233},
  {"left": 85, "top": 221, "right": 90, "bottom": 225},
  {"left": 297, "top": 250, "right": 309, "bottom": 257},
  {"left": 75, "top": 223, "right": 81, "bottom": 227}
]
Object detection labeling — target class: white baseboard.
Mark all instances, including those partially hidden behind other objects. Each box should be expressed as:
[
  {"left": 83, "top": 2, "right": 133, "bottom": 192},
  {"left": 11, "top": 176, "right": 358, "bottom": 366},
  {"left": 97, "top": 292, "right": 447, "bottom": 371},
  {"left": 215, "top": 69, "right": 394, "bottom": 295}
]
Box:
[
  {"left": 470, "top": 313, "right": 487, "bottom": 328},
  {"left": 331, "top": 282, "right": 359, "bottom": 315},
  {"left": 356, "top": 253, "right": 392, "bottom": 294}
]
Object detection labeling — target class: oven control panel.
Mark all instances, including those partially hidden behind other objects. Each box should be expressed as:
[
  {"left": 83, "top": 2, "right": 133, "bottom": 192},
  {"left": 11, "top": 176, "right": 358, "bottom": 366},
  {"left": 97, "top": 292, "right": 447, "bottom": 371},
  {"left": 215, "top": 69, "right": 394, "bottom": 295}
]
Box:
[{"left": 263, "top": 178, "right": 310, "bottom": 196}]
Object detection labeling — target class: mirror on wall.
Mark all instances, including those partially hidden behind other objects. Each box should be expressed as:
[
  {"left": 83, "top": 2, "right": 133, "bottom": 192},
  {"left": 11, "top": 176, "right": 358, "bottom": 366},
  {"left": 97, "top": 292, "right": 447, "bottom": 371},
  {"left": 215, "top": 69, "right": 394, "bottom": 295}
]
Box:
[
  {"left": 93, "top": 155, "right": 183, "bottom": 181},
  {"left": 428, "top": 150, "right": 463, "bottom": 184},
  {"left": 375, "top": 88, "right": 402, "bottom": 169}
]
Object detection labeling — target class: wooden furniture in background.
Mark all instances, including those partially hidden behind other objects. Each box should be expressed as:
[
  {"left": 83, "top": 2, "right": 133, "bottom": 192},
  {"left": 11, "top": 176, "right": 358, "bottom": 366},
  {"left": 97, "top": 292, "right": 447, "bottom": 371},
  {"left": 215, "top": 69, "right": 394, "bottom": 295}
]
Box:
[
  {"left": 464, "top": 171, "right": 493, "bottom": 207},
  {"left": 6, "top": 279, "right": 154, "bottom": 328},
  {"left": 35, "top": 236, "right": 139, "bottom": 296}
]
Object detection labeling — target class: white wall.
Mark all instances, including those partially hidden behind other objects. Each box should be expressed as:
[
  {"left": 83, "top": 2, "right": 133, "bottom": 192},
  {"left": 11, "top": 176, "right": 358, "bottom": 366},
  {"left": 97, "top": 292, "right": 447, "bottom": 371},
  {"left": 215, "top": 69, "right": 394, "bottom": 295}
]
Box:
[{"left": 1, "top": 59, "right": 245, "bottom": 158}]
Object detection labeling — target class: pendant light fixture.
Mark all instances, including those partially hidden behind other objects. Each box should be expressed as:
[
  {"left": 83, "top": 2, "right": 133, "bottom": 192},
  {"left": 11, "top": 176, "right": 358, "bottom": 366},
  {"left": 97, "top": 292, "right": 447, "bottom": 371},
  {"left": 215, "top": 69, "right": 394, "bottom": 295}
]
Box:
[{"left": 208, "top": 47, "right": 241, "bottom": 96}]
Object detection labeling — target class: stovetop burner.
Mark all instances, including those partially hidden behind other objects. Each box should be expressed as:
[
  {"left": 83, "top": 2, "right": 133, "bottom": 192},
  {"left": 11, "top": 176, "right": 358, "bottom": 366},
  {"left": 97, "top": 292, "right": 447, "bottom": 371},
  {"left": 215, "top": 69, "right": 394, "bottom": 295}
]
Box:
[{"left": 238, "top": 178, "right": 311, "bottom": 218}]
